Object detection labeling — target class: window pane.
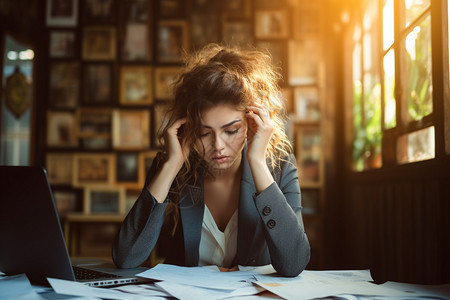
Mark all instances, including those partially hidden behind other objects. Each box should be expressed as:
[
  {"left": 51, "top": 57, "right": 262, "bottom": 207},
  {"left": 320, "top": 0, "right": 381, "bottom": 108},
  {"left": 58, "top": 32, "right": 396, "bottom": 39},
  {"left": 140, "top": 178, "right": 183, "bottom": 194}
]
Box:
[
  {"left": 383, "top": 49, "right": 396, "bottom": 129},
  {"left": 397, "top": 126, "right": 435, "bottom": 163},
  {"left": 404, "top": 0, "right": 430, "bottom": 27},
  {"left": 404, "top": 15, "right": 433, "bottom": 121},
  {"left": 363, "top": 74, "right": 382, "bottom": 169},
  {"left": 383, "top": 0, "right": 394, "bottom": 49},
  {"left": 352, "top": 43, "right": 364, "bottom": 171}
]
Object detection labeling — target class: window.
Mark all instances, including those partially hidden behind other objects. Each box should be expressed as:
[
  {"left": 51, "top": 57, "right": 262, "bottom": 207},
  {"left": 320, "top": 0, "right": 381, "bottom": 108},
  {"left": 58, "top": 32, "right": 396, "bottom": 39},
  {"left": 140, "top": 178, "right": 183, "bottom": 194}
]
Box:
[{"left": 349, "top": 0, "right": 442, "bottom": 171}]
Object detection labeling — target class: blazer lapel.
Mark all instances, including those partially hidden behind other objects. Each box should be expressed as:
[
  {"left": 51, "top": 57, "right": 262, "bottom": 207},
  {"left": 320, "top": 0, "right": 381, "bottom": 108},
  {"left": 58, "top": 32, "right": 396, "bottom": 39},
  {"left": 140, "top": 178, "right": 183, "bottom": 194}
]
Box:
[
  {"left": 179, "top": 179, "right": 204, "bottom": 267},
  {"left": 235, "top": 147, "right": 260, "bottom": 265}
]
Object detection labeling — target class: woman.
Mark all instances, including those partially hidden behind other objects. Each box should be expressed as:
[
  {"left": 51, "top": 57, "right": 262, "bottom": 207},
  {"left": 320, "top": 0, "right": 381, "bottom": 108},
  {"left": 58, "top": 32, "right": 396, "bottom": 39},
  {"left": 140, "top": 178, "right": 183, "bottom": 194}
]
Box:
[{"left": 112, "top": 44, "right": 310, "bottom": 277}]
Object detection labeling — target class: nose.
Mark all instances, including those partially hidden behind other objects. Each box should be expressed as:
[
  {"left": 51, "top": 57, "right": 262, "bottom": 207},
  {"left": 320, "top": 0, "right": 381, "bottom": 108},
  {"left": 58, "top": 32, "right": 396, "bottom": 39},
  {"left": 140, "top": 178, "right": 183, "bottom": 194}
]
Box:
[{"left": 213, "top": 133, "right": 225, "bottom": 151}]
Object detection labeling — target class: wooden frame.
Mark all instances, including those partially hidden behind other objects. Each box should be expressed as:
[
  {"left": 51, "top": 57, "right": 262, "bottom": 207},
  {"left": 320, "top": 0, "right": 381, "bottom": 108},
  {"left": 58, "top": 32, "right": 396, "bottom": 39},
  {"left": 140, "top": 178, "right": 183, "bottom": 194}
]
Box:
[
  {"left": 49, "top": 62, "right": 79, "bottom": 109},
  {"left": 154, "top": 67, "right": 180, "bottom": 100},
  {"left": 53, "top": 189, "right": 81, "bottom": 216},
  {"left": 49, "top": 30, "right": 76, "bottom": 58},
  {"left": 121, "top": 22, "right": 151, "bottom": 61},
  {"left": 83, "top": 185, "right": 126, "bottom": 214},
  {"left": 295, "top": 126, "right": 323, "bottom": 187},
  {"left": 83, "top": 0, "right": 116, "bottom": 23},
  {"left": 116, "top": 152, "right": 142, "bottom": 189},
  {"left": 288, "top": 38, "right": 319, "bottom": 86},
  {"left": 293, "top": 86, "right": 321, "bottom": 121},
  {"left": 47, "top": 111, "right": 78, "bottom": 148},
  {"left": 46, "top": 0, "right": 79, "bottom": 27},
  {"left": 75, "top": 108, "right": 111, "bottom": 138},
  {"left": 82, "top": 26, "right": 116, "bottom": 60},
  {"left": 120, "top": 66, "right": 153, "bottom": 105},
  {"left": 46, "top": 153, "right": 74, "bottom": 185},
  {"left": 157, "top": 20, "right": 188, "bottom": 63},
  {"left": 254, "top": 10, "right": 289, "bottom": 39},
  {"left": 112, "top": 109, "right": 150, "bottom": 150},
  {"left": 83, "top": 63, "right": 113, "bottom": 105},
  {"left": 72, "top": 153, "right": 116, "bottom": 186}
]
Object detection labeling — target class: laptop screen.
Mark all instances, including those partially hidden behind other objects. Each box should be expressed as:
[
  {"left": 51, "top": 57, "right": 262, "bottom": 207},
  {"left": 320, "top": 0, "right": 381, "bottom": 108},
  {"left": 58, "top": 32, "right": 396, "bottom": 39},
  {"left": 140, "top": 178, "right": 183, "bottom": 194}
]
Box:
[{"left": 0, "top": 166, "right": 75, "bottom": 286}]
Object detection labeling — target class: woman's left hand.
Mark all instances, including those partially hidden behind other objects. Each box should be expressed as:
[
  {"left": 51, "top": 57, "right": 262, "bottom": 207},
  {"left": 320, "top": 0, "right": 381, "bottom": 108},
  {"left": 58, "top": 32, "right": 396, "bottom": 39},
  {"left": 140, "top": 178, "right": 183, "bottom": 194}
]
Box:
[{"left": 246, "top": 104, "right": 274, "bottom": 163}]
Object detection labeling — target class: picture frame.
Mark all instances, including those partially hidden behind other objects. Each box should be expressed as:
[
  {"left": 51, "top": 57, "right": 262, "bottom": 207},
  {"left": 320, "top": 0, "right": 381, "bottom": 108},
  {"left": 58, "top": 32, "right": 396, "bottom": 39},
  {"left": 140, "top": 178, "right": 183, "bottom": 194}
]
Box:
[
  {"left": 46, "top": 0, "right": 79, "bottom": 27},
  {"left": 121, "top": 0, "right": 149, "bottom": 23},
  {"left": 116, "top": 152, "right": 142, "bottom": 189},
  {"left": 222, "top": 0, "right": 251, "bottom": 18},
  {"left": 222, "top": 22, "right": 253, "bottom": 48},
  {"left": 154, "top": 67, "right": 180, "bottom": 100},
  {"left": 139, "top": 150, "right": 158, "bottom": 185},
  {"left": 47, "top": 111, "right": 78, "bottom": 148},
  {"left": 120, "top": 66, "right": 153, "bottom": 105},
  {"left": 72, "top": 153, "right": 116, "bottom": 186},
  {"left": 83, "top": 0, "right": 116, "bottom": 23},
  {"left": 293, "top": 86, "right": 321, "bottom": 121},
  {"left": 295, "top": 126, "right": 323, "bottom": 187},
  {"left": 254, "top": 10, "right": 289, "bottom": 39},
  {"left": 49, "top": 30, "right": 76, "bottom": 58},
  {"left": 49, "top": 62, "right": 79, "bottom": 109},
  {"left": 84, "top": 186, "right": 126, "bottom": 214},
  {"left": 53, "top": 189, "right": 81, "bottom": 216},
  {"left": 112, "top": 109, "right": 150, "bottom": 150},
  {"left": 158, "top": 0, "right": 185, "bottom": 17},
  {"left": 288, "top": 38, "right": 319, "bottom": 86},
  {"left": 46, "top": 153, "right": 74, "bottom": 185},
  {"left": 157, "top": 20, "right": 188, "bottom": 63},
  {"left": 75, "top": 108, "right": 112, "bottom": 138},
  {"left": 82, "top": 26, "right": 116, "bottom": 60},
  {"left": 80, "top": 138, "right": 111, "bottom": 150},
  {"left": 83, "top": 63, "right": 113, "bottom": 105},
  {"left": 121, "top": 23, "right": 151, "bottom": 61},
  {"left": 190, "top": 14, "right": 220, "bottom": 50}
]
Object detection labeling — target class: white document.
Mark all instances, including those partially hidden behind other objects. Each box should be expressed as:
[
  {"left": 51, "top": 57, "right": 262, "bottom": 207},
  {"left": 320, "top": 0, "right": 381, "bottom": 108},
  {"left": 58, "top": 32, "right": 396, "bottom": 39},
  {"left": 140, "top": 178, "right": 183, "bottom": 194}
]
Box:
[
  {"left": 0, "top": 274, "right": 47, "bottom": 300},
  {"left": 47, "top": 277, "right": 147, "bottom": 300},
  {"left": 137, "top": 264, "right": 258, "bottom": 290}
]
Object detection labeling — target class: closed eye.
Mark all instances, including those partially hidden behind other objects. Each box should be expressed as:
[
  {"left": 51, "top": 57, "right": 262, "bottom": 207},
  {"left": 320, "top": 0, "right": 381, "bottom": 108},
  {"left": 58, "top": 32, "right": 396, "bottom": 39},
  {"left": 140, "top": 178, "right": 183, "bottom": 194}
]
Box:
[{"left": 226, "top": 129, "right": 239, "bottom": 135}]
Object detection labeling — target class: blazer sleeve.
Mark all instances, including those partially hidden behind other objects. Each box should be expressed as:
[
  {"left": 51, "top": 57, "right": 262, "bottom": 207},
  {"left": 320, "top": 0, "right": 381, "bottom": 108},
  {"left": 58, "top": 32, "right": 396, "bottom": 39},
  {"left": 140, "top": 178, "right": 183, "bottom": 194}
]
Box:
[
  {"left": 112, "top": 152, "right": 169, "bottom": 269},
  {"left": 253, "top": 154, "right": 311, "bottom": 276}
]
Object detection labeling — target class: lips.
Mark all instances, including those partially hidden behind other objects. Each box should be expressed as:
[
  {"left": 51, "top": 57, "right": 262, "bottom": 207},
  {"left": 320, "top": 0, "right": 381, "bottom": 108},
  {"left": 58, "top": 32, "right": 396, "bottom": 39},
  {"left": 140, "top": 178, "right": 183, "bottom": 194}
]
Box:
[{"left": 213, "top": 155, "right": 229, "bottom": 163}]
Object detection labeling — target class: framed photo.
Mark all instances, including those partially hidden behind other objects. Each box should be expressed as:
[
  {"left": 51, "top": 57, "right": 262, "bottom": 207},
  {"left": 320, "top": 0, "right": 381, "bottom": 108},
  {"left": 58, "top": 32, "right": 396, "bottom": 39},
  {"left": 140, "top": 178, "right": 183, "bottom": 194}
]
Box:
[
  {"left": 153, "top": 103, "right": 171, "bottom": 147},
  {"left": 120, "top": 66, "right": 153, "bottom": 105},
  {"left": 116, "top": 152, "right": 142, "bottom": 189},
  {"left": 293, "top": 87, "right": 320, "bottom": 121},
  {"left": 296, "top": 127, "right": 323, "bottom": 187},
  {"left": 83, "top": 0, "right": 116, "bottom": 23},
  {"left": 46, "top": 0, "right": 79, "bottom": 27},
  {"left": 288, "top": 38, "right": 319, "bottom": 86},
  {"left": 84, "top": 186, "right": 126, "bottom": 214},
  {"left": 112, "top": 110, "right": 150, "bottom": 150},
  {"left": 121, "top": 23, "right": 151, "bottom": 61},
  {"left": 223, "top": 0, "right": 251, "bottom": 18},
  {"left": 191, "top": 14, "right": 220, "bottom": 50},
  {"left": 80, "top": 138, "right": 110, "bottom": 150},
  {"left": 73, "top": 153, "right": 116, "bottom": 186},
  {"left": 254, "top": 10, "right": 289, "bottom": 39},
  {"left": 47, "top": 111, "right": 78, "bottom": 148},
  {"left": 49, "top": 30, "right": 76, "bottom": 58},
  {"left": 53, "top": 189, "right": 81, "bottom": 216},
  {"left": 46, "top": 153, "right": 74, "bottom": 185},
  {"left": 159, "top": 0, "right": 185, "bottom": 17},
  {"left": 154, "top": 67, "right": 180, "bottom": 100},
  {"left": 139, "top": 150, "right": 158, "bottom": 185},
  {"left": 121, "top": 0, "right": 149, "bottom": 23},
  {"left": 157, "top": 20, "right": 188, "bottom": 63},
  {"left": 82, "top": 27, "right": 116, "bottom": 60},
  {"left": 83, "top": 63, "right": 113, "bottom": 105},
  {"left": 75, "top": 108, "right": 111, "bottom": 138},
  {"left": 49, "top": 62, "right": 79, "bottom": 109},
  {"left": 223, "top": 22, "right": 253, "bottom": 48}
]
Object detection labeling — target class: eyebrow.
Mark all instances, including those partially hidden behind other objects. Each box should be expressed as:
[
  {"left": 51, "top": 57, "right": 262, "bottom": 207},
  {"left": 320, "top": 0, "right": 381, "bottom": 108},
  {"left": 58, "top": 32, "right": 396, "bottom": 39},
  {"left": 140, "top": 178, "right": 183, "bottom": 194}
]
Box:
[{"left": 201, "top": 119, "right": 242, "bottom": 129}]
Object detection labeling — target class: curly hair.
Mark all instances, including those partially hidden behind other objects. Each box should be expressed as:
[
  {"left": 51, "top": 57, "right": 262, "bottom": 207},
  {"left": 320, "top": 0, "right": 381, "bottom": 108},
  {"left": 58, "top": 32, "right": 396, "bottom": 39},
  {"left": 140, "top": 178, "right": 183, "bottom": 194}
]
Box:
[{"left": 157, "top": 44, "right": 292, "bottom": 212}]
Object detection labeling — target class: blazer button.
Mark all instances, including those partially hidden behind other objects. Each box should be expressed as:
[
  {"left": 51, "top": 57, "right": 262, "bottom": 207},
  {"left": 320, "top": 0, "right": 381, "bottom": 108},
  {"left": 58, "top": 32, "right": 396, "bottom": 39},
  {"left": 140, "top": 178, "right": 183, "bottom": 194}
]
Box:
[
  {"left": 262, "top": 206, "right": 271, "bottom": 216},
  {"left": 267, "top": 219, "right": 276, "bottom": 229}
]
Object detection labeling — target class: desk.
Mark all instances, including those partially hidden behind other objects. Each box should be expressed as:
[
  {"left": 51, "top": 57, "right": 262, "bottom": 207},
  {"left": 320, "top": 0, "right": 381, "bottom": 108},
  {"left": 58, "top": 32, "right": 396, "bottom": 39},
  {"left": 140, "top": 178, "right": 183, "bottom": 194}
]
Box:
[{"left": 63, "top": 213, "right": 126, "bottom": 257}]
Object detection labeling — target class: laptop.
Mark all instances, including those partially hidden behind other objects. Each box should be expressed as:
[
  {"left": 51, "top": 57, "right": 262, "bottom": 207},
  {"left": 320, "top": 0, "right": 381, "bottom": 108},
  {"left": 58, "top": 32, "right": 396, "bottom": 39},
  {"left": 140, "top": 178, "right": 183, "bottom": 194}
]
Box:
[{"left": 0, "top": 165, "right": 151, "bottom": 287}]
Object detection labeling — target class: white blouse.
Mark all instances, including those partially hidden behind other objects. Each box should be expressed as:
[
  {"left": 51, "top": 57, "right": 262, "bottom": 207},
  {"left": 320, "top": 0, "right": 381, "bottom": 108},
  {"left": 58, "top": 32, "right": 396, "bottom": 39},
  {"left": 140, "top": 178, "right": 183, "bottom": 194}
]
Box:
[{"left": 198, "top": 205, "right": 238, "bottom": 268}]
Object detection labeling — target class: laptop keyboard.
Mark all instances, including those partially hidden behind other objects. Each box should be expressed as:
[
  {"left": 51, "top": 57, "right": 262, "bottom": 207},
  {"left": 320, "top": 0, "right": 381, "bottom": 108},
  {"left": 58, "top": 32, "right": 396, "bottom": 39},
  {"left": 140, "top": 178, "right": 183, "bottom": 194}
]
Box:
[{"left": 73, "top": 265, "right": 121, "bottom": 280}]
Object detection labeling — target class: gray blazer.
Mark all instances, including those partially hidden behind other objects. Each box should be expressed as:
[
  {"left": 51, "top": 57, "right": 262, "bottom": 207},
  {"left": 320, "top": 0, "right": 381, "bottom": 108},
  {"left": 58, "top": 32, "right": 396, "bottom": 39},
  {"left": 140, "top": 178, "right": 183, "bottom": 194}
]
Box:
[{"left": 112, "top": 147, "right": 310, "bottom": 277}]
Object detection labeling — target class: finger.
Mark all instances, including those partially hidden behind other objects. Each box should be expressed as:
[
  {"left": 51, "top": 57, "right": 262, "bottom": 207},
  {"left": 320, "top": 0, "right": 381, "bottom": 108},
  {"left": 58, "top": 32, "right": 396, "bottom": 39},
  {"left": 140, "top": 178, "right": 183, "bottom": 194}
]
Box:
[{"left": 247, "top": 105, "right": 269, "bottom": 119}]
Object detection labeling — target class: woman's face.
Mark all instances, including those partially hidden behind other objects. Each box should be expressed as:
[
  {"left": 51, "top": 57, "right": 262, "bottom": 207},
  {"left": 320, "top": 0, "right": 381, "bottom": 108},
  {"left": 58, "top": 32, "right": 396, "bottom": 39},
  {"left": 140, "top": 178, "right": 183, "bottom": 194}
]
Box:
[{"left": 197, "top": 104, "right": 247, "bottom": 172}]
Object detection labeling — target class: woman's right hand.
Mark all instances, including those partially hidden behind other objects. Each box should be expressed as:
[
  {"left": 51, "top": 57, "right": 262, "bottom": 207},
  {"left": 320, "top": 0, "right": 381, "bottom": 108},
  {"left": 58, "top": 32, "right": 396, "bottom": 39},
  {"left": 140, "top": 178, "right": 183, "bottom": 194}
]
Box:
[{"left": 164, "top": 118, "right": 189, "bottom": 171}]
